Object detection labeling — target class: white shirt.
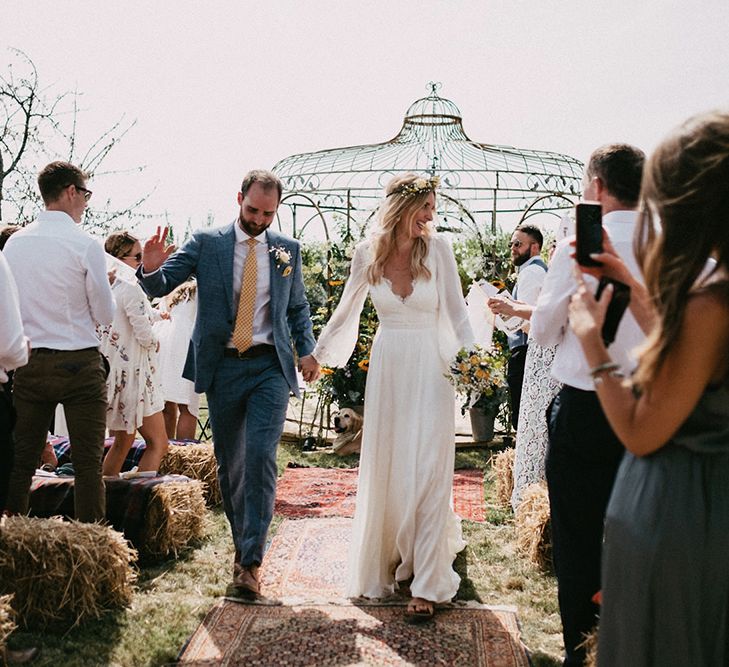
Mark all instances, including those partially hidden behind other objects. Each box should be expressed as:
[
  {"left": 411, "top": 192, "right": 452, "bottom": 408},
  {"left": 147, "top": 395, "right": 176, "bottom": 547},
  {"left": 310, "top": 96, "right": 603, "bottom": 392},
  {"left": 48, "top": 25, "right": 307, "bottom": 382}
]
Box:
[
  {"left": 515, "top": 256, "right": 547, "bottom": 306},
  {"left": 3, "top": 211, "right": 115, "bottom": 350},
  {"left": 0, "top": 252, "right": 29, "bottom": 382},
  {"left": 530, "top": 210, "right": 645, "bottom": 391},
  {"left": 227, "top": 223, "right": 274, "bottom": 348}
]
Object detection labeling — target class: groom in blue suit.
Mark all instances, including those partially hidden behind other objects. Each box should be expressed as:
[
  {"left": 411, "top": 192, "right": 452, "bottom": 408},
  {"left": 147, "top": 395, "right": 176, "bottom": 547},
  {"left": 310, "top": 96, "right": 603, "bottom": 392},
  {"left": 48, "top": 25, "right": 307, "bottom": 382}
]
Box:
[{"left": 138, "top": 170, "right": 319, "bottom": 597}]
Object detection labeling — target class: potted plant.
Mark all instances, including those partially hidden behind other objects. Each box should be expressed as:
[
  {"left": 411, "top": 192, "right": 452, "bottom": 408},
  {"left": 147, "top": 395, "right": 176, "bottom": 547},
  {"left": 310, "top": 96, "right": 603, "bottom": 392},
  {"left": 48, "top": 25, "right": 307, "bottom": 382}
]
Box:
[{"left": 445, "top": 343, "right": 509, "bottom": 443}]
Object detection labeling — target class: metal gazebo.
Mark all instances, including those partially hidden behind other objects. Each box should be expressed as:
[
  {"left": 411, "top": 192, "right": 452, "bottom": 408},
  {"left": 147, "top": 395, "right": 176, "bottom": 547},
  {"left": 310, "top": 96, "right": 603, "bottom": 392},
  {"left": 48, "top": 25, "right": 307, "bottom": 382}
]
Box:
[{"left": 272, "top": 83, "right": 583, "bottom": 241}]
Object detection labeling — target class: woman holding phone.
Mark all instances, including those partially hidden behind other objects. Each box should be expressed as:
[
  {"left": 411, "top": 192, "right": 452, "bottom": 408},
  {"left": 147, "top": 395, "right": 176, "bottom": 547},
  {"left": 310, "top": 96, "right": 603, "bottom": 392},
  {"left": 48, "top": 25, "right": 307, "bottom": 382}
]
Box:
[{"left": 569, "top": 110, "right": 729, "bottom": 665}]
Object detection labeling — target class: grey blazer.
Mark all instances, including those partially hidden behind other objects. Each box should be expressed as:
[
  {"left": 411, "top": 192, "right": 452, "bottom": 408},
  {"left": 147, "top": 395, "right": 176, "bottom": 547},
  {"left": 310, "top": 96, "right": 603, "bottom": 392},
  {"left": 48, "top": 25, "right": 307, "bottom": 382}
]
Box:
[{"left": 137, "top": 224, "right": 315, "bottom": 397}]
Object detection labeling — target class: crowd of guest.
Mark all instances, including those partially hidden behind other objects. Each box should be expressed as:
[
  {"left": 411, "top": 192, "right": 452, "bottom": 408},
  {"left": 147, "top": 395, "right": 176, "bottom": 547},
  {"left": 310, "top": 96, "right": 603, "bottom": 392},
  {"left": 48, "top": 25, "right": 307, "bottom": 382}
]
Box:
[{"left": 0, "top": 161, "right": 200, "bottom": 524}]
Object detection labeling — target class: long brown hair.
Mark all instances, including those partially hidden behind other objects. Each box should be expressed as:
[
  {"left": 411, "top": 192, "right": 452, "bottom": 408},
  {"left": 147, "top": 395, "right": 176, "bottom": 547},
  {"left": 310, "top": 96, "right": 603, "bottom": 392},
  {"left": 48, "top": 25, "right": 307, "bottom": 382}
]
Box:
[
  {"left": 634, "top": 111, "right": 729, "bottom": 387},
  {"left": 367, "top": 173, "right": 434, "bottom": 284}
]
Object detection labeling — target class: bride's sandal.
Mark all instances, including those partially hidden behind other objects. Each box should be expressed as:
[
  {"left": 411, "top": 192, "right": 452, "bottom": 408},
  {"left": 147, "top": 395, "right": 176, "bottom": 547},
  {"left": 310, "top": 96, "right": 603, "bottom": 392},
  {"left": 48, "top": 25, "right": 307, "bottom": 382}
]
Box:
[{"left": 405, "top": 597, "right": 434, "bottom": 624}]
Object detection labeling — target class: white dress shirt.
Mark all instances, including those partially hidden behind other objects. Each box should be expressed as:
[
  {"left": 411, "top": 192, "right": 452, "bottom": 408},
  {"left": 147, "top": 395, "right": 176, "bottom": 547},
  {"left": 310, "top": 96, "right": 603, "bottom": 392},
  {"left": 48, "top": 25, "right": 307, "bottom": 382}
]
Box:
[
  {"left": 227, "top": 223, "right": 274, "bottom": 348},
  {"left": 3, "top": 210, "right": 115, "bottom": 350},
  {"left": 530, "top": 210, "right": 645, "bottom": 391},
  {"left": 516, "top": 256, "right": 547, "bottom": 307},
  {"left": 0, "top": 252, "right": 29, "bottom": 382}
]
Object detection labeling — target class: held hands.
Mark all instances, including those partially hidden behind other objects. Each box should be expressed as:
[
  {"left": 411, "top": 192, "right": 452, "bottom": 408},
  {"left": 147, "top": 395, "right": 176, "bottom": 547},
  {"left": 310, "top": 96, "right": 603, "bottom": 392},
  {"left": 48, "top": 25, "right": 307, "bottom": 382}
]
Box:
[
  {"left": 299, "top": 354, "right": 321, "bottom": 383},
  {"left": 142, "top": 226, "right": 177, "bottom": 273}
]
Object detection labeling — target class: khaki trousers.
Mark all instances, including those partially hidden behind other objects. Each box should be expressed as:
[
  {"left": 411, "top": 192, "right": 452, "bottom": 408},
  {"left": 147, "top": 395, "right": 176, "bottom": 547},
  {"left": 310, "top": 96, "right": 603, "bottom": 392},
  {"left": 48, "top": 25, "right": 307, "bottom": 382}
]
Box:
[{"left": 6, "top": 348, "right": 107, "bottom": 522}]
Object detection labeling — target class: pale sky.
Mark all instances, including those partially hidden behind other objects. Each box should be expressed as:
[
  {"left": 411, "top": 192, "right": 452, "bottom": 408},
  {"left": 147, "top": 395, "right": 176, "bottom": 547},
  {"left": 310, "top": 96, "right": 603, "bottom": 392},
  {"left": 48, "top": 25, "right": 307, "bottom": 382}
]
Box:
[{"left": 3, "top": 0, "right": 729, "bottom": 238}]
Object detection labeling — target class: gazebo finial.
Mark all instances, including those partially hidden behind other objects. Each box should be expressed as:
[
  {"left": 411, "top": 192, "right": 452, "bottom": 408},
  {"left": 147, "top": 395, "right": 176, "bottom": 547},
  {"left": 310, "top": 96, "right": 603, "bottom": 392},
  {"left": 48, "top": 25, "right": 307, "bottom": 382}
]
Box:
[{"left": 427, "top": 81, "right": 442, "bottom": 97}]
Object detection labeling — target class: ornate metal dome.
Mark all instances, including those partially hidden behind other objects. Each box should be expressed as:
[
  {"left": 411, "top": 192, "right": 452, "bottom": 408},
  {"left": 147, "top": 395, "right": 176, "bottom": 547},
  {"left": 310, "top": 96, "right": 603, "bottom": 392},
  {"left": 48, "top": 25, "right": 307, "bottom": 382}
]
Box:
[{"left": 272, "top": 83, "right": 583, "bottom": 239}]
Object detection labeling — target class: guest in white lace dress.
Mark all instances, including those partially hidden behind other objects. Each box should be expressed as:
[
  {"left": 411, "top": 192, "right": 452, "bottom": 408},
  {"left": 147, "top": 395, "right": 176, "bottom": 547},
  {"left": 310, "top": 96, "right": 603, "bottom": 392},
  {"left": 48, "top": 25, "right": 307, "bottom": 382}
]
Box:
[
  {"left": 313, "top": 174, "right": 475, "bottom": 622},
  {"left": 154, "top": 280, "right": 201, "bottom": 440},
  {"left": 99, "top": 231, "right": 168, "bottom": 475}
]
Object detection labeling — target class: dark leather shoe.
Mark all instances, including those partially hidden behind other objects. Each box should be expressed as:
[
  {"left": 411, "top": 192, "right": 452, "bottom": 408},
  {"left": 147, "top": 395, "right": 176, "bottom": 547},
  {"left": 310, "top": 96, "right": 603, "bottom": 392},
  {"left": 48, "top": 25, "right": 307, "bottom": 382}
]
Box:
[{"left": 231, "top": 566, "right": 260, "bottom": 599}]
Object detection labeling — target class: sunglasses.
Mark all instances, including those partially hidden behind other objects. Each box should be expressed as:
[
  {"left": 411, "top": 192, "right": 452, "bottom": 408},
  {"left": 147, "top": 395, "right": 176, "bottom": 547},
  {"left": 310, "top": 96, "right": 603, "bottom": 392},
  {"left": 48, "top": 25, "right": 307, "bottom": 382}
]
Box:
[
  {"left": 509, "top": 240, "right": 527, "bottom": 248},
  {"left": 66, "top": 184, "right": 93, "bottom": 201},
  {"left": 123, "top": 252, "right": 143, "bottom": 262}
]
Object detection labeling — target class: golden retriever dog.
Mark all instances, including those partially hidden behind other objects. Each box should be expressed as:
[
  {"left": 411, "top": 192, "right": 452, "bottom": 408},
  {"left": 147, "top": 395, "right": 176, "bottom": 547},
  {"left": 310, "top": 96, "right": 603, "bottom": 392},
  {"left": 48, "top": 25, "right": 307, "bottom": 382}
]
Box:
[{"left": 332, "top": 407, "right": 364, "bottom": 455}]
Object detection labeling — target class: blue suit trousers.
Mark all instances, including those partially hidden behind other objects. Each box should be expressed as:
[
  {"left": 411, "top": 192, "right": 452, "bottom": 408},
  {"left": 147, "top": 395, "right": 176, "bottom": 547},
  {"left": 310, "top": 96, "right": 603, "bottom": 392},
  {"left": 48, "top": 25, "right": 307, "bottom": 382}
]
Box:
[{"left": 206, "top": 351, "right": 290, "bottom": 566}]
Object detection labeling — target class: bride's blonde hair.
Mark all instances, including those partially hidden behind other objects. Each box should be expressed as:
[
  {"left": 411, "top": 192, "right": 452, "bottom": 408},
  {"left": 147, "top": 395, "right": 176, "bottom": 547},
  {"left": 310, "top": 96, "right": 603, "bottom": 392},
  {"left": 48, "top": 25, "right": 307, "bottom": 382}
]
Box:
[{"left": 367, "top": 173, "right": 436, "bottom": 284}]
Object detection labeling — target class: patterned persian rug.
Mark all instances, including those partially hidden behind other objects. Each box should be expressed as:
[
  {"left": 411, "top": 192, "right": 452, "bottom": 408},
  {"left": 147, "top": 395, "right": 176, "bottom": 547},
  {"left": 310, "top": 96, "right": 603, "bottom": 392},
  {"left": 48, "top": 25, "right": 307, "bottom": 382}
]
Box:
[
  {"left": 179, "top": 518, "right": 528, "bottom": 666},
  {"left": 274, "top": 467, "right": 485, "bottom": 522},
  {"left": 178, "top": 600, "right": 530, "bottom": 666}
]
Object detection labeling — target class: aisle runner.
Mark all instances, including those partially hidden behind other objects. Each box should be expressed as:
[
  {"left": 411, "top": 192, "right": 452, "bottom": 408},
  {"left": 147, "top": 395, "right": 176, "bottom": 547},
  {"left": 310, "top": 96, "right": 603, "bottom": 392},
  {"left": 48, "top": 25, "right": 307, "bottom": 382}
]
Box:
[
  {"left": 274, "top": 467, "right": 486, "bottom": 522},
  {"left": 179, "top": 600, "right": 529, "bottom": 666},
  {"left": 179, "top": 518, "right": 529, "bottom": 666}
]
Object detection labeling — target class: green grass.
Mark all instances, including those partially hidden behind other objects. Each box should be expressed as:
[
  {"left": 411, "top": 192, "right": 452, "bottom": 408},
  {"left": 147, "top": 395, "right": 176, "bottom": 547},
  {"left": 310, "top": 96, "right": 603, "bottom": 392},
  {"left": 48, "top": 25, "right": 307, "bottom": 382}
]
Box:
[{"left": 7, "top": 442, "right": 562, "bottom": 666}]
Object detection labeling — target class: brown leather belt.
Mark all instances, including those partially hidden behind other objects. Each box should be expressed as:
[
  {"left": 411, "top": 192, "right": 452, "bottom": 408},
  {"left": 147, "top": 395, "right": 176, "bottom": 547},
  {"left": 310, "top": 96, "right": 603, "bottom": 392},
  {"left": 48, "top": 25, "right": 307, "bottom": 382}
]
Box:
[{"left": 223, "top": 344, "right": 276, "bottom": 360}]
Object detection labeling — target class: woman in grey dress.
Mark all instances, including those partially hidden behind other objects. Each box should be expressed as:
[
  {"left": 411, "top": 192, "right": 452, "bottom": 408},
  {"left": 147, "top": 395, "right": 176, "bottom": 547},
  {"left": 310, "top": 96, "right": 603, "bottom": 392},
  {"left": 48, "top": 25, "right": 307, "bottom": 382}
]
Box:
[{"left": 568, "top": 110, "right": 729, "bottom": 666}]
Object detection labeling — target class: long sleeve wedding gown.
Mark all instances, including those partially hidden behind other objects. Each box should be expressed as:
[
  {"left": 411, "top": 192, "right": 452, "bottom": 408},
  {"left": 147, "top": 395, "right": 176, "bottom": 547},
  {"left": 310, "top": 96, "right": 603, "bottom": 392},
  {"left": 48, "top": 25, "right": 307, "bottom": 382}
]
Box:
[{"left": 313, "top": 234, "right": 475, "bottom": 603}]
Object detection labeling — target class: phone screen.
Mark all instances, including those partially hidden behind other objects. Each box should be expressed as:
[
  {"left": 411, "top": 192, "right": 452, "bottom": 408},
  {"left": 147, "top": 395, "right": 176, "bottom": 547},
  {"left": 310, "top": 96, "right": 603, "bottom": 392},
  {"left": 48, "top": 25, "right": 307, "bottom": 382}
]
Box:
[{"left": 575, "top": 203, "right": 603, "bottom": 266}]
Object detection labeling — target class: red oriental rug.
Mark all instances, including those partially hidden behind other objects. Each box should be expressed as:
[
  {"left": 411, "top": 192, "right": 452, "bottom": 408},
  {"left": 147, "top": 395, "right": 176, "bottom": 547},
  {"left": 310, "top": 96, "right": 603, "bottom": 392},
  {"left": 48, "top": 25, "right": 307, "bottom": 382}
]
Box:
[
  {"left": 274, "top": 467, "right": 485, "bottom": 522},
  {"left": 178, "top": 600, "right": 529, "bottom": 666}
]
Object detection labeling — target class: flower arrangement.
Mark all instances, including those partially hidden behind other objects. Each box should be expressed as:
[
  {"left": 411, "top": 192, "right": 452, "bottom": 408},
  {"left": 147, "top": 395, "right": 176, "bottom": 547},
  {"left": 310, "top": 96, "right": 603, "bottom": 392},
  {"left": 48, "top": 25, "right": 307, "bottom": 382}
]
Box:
[
  {"left": 445, "top": 343, "right": 508, "bottom": 415},
  {"left": 269, "top": 245, "right": 292, "bottom": 276},
  {"left": 317, "top": 336, "right": 372, "bottom": 407}
]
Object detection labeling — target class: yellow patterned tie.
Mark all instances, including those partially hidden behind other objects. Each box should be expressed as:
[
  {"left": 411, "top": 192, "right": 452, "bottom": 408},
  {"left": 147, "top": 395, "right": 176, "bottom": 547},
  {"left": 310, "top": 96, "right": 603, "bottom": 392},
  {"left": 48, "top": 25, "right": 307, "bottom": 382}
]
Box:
[{"left": 232, "top": 238, "right": 258, "bottom": 353}]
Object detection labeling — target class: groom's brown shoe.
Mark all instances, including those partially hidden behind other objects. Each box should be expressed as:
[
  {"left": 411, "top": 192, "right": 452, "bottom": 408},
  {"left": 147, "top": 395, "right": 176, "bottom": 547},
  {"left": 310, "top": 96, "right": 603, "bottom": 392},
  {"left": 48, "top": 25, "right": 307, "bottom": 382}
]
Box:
[{"left": 231, "top": 564, "right": 260, "bottom": 599}]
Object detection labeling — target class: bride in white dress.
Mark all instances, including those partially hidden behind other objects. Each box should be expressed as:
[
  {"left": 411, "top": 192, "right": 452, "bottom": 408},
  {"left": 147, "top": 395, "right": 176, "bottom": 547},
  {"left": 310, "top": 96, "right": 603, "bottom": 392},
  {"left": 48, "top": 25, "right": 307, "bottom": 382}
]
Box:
[{"left": 313, "top": 173, "right": 475, "bottom": 620}]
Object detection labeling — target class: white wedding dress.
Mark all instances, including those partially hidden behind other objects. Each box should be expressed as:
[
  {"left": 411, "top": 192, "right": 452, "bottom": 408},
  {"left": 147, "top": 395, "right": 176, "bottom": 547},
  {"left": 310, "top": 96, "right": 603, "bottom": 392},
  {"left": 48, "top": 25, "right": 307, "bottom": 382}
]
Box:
[{"left": 313, "top": 235, "right": 474, "bottom": 603}]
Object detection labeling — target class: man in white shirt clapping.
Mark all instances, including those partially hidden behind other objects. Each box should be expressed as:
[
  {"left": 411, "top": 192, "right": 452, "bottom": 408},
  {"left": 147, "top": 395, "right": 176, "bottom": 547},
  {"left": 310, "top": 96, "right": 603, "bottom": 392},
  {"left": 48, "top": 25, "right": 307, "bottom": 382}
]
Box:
[{"left": 4, "top": 161, "right": 115, "bottom": 522}]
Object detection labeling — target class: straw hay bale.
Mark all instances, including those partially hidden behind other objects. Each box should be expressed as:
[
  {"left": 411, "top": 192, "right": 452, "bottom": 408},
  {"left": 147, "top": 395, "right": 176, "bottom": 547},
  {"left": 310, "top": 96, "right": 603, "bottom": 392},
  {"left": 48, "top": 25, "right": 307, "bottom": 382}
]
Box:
[
  {"left": 515, "top": 482, "right": 552, "bottom": 570},
  {"left": 580, "top": 627, "right": 598, "bottom": 667},
  {"left": 139, "top": 480, "right": 206, "bottom": 559},
  {"left": 0, "top": 594, "right": 16, "bottom": 655},
  {"left": 158, "top": 443, "right": 220, "bottom": 506},
  {"left": 0, "top": 517, "right": 136, "bottom": 629},
  {"left": 492, "top": 447, "right": 515, "bottom": 509}
]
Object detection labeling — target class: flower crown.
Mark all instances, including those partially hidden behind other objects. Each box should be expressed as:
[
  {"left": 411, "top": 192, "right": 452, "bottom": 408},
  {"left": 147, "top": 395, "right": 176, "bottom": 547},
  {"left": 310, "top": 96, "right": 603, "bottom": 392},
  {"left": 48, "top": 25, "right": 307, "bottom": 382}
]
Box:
[{"left": 387, "top": 176, "right": 440, "bottom": 198}]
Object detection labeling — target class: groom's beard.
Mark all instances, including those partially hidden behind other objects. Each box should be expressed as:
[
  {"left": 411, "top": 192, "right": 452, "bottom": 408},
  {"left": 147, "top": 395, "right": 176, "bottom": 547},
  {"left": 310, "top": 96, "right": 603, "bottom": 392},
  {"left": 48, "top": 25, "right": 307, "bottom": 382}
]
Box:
[{"left": 238, "top": 214, "right": 271, "bottom": 238}]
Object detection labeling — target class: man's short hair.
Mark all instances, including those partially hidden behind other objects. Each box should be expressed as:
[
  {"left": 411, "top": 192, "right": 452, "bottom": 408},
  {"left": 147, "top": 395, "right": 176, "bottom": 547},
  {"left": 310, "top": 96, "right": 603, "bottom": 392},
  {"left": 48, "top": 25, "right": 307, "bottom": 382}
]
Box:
[
  {"left": 0, "top": 224, "right": 21, "bottom": 251},
  {"left": 586, "top": 144, "right": 645, "bottom": 207},
  {"left": 240, "top": 169, "right": 283, "bottom": 201},
  {"left": 514, "top": 223, "right": 543, "bottom": 249},
  {"left": 37, "top": 161, "right": 88, "bottom": 205}
]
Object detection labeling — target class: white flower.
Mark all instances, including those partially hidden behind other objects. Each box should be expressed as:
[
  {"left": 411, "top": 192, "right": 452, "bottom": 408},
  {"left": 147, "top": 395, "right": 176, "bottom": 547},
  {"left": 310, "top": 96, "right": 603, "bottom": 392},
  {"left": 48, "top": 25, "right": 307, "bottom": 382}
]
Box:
[
  {"left": 414, "top": 178, "right": 427, "bottom": 189},
  {"left": 278, "top": 249, "right": 291, "bottom": 264}
]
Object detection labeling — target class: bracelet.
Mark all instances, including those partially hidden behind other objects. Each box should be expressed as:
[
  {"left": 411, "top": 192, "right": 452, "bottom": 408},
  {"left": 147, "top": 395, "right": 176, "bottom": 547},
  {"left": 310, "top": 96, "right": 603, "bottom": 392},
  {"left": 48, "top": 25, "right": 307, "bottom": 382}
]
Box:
[
  {"left": 593, "top": 369, "right": 625, "bottom": 386},
  {"left": 589, "top": 361, "right": 620, "bottom": 378}
]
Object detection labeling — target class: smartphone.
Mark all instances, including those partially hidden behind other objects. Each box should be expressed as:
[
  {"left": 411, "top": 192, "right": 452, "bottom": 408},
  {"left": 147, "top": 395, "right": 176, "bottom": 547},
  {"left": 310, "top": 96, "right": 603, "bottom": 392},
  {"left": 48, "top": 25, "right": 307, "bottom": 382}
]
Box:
[
  {"left": 575, "top": 202, "right": 603, "bottom": 266},
  {"left": 595, "top": 277, "right": 631, "bottom": 346}
]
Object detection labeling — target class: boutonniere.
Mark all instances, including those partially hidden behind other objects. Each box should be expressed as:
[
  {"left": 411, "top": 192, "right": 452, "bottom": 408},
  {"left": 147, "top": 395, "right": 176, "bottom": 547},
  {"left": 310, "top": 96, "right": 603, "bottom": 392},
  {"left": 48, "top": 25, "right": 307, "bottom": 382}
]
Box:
[{"left": 269, "top": 245, "right": 293, "bottom": 277}]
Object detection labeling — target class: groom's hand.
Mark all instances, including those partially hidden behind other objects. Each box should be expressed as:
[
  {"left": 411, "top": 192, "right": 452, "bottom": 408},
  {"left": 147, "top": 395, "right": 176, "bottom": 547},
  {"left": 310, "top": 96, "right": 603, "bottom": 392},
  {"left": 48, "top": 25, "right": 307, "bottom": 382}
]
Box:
[
  {"left": 299, "top": 355, "right": 320, "bottom": 383},
  {"left": 142, "top": 226, "right": 177, "bottom": 273}
]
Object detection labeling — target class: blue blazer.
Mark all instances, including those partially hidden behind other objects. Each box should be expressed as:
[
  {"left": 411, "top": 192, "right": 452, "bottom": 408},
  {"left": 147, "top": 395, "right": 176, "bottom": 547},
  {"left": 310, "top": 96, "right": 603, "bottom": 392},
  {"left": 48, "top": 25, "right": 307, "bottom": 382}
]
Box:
[{"left": 137, "top": 224, "right": 315, "bottom": 397}]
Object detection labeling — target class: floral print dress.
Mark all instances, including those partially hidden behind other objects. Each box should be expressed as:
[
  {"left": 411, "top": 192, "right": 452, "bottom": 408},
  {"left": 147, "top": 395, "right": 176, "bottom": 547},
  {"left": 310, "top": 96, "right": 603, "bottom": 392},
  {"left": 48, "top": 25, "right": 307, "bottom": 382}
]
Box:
[{"left": 99, "top": 278, "right": 164, "bottom": 434}]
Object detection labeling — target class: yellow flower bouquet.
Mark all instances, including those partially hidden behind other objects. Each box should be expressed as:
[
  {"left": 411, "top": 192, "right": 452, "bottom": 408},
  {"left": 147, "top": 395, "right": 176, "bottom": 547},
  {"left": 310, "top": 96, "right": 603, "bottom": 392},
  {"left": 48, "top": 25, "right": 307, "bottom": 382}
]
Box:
[{"left": 445, "top": 344, "right": 508, "bottom": 415}]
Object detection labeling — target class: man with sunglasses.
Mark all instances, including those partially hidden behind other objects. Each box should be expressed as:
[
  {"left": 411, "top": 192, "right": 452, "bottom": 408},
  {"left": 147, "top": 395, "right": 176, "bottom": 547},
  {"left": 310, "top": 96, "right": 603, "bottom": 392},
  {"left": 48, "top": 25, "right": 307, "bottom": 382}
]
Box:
[
  {"left": 488, "top": 224, "right": 546, "bottom": 429},
  {"left": 3, "top": 161, "right": 115, "bottom": 522}
]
